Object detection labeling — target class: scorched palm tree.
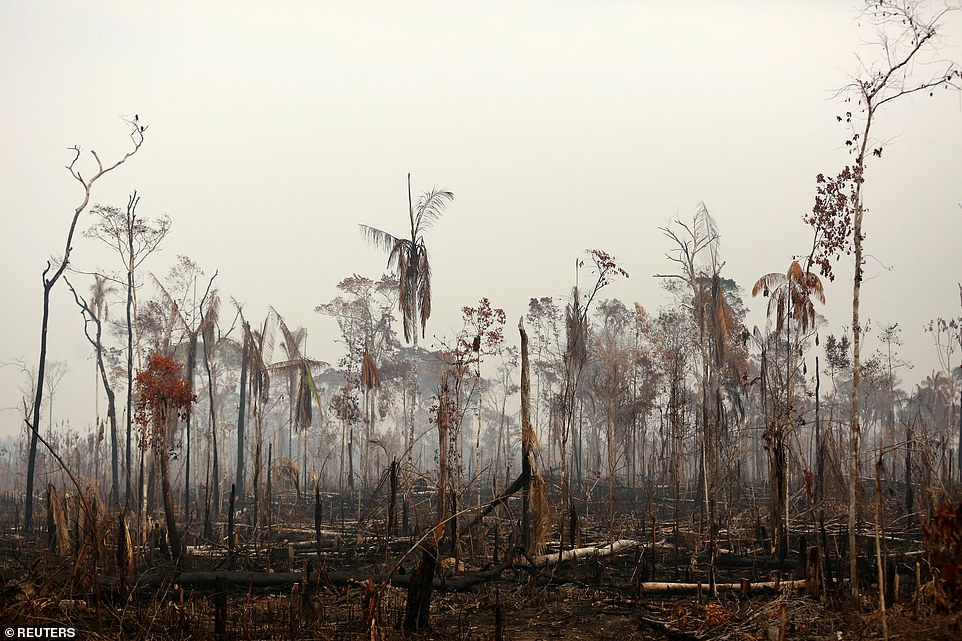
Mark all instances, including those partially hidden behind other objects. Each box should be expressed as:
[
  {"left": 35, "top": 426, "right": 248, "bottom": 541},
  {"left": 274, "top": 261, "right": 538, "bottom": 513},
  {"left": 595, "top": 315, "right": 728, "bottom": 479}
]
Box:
[{"left": 359, "top": 173, "right": 453, "bottom": 470}]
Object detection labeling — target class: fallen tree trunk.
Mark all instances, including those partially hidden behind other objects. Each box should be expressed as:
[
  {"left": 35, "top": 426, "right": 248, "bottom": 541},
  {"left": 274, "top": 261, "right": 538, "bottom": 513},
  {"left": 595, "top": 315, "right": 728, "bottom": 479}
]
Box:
[
  {"left": 133, "top": 560, "right": 512, "bottom": 594},
  {"left": 638, "top": 579, "right": 806, "bottom": 594},
  {"left": 526, "top": 540, "right": 642, "bottom": 567}
]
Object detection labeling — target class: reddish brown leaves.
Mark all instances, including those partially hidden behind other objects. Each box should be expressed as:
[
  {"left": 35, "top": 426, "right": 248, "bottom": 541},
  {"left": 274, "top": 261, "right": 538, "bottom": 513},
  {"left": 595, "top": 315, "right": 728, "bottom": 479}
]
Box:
[
  {"left": 587, "top": 248, "right": 629, "bottom": 287},
  {"left": 134, "top": 352, "right": 196, "bottom": 446},
  {"left": 459, "top": 297, "right": 506, "bottom": 359},
  {"left": 806, "top": 165, "right": 863, "bottom": 282}
]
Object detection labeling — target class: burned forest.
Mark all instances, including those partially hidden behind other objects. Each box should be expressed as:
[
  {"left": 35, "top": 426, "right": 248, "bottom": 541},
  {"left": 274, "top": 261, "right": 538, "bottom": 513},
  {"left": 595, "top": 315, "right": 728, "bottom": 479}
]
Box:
[{"left": 2, "top": 1, "right": 962, "bottom": 640}]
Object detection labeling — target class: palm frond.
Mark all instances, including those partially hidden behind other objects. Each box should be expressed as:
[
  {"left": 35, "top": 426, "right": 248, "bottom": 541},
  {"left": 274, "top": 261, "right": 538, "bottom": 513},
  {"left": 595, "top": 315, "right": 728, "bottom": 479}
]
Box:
[
  {"left": 804, "top": 273, "right": 826, "bottom": 305},
  {"left": 303, "top": 364, "right": 324, "bottom": 421},
  {"left": 90, "top": 274, "right": 118, "bottom": 321},
  {"left": 268, "top": 357, "right": 327, "bottom": 374},
  {"left": 271, "top": 456, "right": 300, "bottom": 492},
  {"left": 774, "top": 297, "right": 786, "bottom": 334},
  {"left": 361, "top": 352, "right": 380, "bottom": 389},
  {"left": 752, "top": 272, "right": 786, "bottom": 298},
  {"left": 245, "top": 317, "right": 274, "bottom": 402},
  {"left": 294, "top": 375, "right": 312, "bottom": 429},
  {"left": 752, "top": 325, "right": 765, "bottom": 348},
  {"left": 359, "top": 224, "right": 402, "bottom": 255},
  {"left": 786, "top": 260, "right": 805, "bottom": 282},
  {"left": 418, "top": 249, "right": 432, "bottom": 338},
  {"left": 694, "top": 202, "right": 721, "bottom": 272},
  {"left": 272, "top": 310, "right": 303, "bottom": 362},
  {"left": 198, "top": 290, "right": 220, "bottom": 339},
  {"left": 713, "top": 276, "right": 736, "bottom": 361},
  {"left": 414, "top": 187, "right": 454, "bottom": 232},
  {"left": 258, "top": 314, "right": 276, "bottom": 365},
  {"left": 398, "top": 252, "right": 414, "bottom": 342},
  {"left": 151, "top": 274, "right": 188, "bottom": 332},
  {"left": 385, "top": 238, "right": 411, "bottom": 274}
]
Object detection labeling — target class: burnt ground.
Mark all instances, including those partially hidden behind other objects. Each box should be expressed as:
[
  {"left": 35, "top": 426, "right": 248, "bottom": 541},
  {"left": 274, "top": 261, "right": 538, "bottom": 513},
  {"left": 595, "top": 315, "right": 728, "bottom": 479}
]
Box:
[{"left": 1, "top": 491, "right": 961, "bottom": 640}]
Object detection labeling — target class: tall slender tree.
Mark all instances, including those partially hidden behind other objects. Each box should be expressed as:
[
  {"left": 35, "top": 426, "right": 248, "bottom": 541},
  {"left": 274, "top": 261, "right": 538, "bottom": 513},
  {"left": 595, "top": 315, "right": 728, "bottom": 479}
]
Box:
[
  {"left": 808, "top": 1, "right": 960, "bottom": 595},
  {"left": 65, "top": 276, "right": 121, "bottom": 504},
  {"left": 359, "top": 174, "right": 453, "bottom": 471},
  {"left": 152, "top": 261, "right": 217, "bottom": 513},
  {"left": 24, "top": 118, "right": 145, "bottom": 530},
  {"left": 86, "top": 193, "right": 170, "bottom": 506}
]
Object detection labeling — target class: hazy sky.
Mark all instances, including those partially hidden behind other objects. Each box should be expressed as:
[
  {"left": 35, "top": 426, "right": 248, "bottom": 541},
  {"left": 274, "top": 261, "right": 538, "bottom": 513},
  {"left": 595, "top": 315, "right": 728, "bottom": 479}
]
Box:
[{"left": 2, "top": 1, "right": 960, "bottom": 439}]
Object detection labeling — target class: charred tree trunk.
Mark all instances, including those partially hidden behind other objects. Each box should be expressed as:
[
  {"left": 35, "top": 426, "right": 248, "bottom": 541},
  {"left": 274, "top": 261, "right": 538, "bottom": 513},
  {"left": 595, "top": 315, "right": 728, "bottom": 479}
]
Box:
[
  {"left": 228, "top": 483, "right": 236, "bottom": 568},
  {"left": 66, "top": 279, "right": 122, "bottom": 506},
  {"left": 404, "top": 372, "right": 449, "bottom": 632},
  {"left": 125, "top": 233, "right": 135, "bottom": 507},
  {"left": 905, "top": 424, "right": 914, "bottom": 522},
  {"left": 816, "top": 357, "right": 823, "bottom": 503},
  {"left": 156, "top": 421, "right": 182, "bottom": 562},
  {"left": 520, "top": 319, "right": 533, "bottom": 552},
  {"left": 387, "top": 458, "right": 398, "bottom": 536},
  {"left": 25, "top": 126, "right": 145, "bottom": 529},
  {"left": 184, "top": 334, "right": 197, "bottom": 515},
  {"left": 314, "top": 488, "right": 322, "bottom": 557},
  {"left": 202, "top": 332, "right": 219, "bottom": 515},
  {"left": 235, "top": 327, "right": 249, "bottom": 496}
]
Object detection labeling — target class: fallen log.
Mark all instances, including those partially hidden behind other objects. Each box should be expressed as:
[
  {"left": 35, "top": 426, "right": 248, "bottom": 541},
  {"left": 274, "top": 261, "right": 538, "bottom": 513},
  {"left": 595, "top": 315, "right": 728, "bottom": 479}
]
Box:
[
  {"left": 527, "top": 540, "right": 642, "bottom": 567},
  {"left": 131, "top": 560, "right": 514, "bottom": 594},
  {"left": 638, "top": 579, "right": 806, "bottom": 594}
]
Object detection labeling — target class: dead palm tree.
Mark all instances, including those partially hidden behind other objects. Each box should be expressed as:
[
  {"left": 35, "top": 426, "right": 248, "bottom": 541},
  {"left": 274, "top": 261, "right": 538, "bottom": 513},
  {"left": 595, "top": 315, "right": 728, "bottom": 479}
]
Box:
[
  {"left": 234, "top": 306, "right": 274, "bottom": 527},
  {"left": 270, "top": 311, "right": 326, "bottom": 498},
  {"left": 359, "top": 174, "right": 453, "bottom": 470},
  {"left": 360, "top": 350, "right": 380, "bottom": 489}
]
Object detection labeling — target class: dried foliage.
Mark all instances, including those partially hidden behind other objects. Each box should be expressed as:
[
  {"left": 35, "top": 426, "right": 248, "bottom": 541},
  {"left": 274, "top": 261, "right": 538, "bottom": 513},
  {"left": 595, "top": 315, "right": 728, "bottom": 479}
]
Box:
[
  {"left": 359, "top": 174, "right": 453, "bottom": 343},
  {"left": 924, "top": 501, "right": 962, "bottom": 611},
  {"left": 807, "top": 165, "right": 862, "bottom": 282},
  {"left": 133, "top": 353, "right": 196, "bottom": 437},
  {"left": 752, "top": 261, "right": 825, "bottom": 336},
  {"left": 46, "top": 484, "right": 70, "bottom": 556}
]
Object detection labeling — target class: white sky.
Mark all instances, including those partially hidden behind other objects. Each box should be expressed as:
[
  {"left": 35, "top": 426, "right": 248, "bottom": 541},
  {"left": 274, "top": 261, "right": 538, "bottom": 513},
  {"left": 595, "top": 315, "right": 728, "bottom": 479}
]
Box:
[{"left": 2, "top": 1, "right": 961, "bottom": 439}]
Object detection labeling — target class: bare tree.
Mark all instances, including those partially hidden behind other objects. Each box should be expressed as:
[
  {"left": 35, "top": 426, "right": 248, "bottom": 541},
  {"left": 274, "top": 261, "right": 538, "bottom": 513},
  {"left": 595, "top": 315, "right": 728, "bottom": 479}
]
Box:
[
  {"left": 656, "top": 205, "right": 726, "bottom": 589},
  {"left": 42, "top": 361, "right": 69, "bottom": 435},
  {"left": 85, "top": 192, "right": 170, "bottom": 506},
  {"left": 23, "top": 118, "right": 145, "bottom": 531},
  {"left": 151, "top": 260, "right": 217, "bottom": 514},
  {"left": 65, "top": 276, "right": 121, "bottom": 503},
  {"left": 808, "top": 0, "right": 960, "bottom": 596}
]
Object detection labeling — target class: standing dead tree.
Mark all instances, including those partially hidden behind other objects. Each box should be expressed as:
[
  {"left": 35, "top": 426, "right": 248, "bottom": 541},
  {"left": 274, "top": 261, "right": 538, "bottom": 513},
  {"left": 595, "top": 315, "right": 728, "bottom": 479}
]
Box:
[
  {"left": 152, "top": 265, "right": 218, "bottom": 514},
  {"left": 23, "top": 117, "right": 145, "bottom": 531},
  {"left": 360, "top": 174, "right": 454, "bottom": 477},
  {"left": 86, "top": 193, "right": 170, "bottom": 508},
  {"left": 656, "top": 206, "right": 733, "bottom": 591},
  {"left": 65, "top": 277, "right": 121, "bottom": 505},
  {"left": 808, "top": 0, "right": 960, "bottom": 596},
  {"left": 404, "top": 372, "right": 451, "bottom": 631}
]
